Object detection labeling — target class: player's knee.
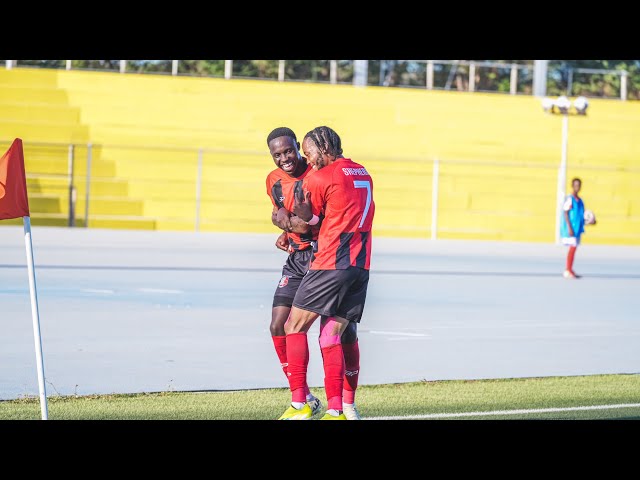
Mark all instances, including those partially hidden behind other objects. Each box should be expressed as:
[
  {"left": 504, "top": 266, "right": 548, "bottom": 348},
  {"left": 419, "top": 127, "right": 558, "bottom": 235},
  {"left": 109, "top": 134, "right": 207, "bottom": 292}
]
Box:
[
  {"left": 285, "top": 312, "right": 314, "bottom": 334},
  {"left": 271, "top": 306, "right": 290, "bottom": 336},
  {"left": 284, "top": 321, "right": 303, "bottom": 334},
  {"left": 341, "top": 322, "right": 358, "bottom": 344},
  {"left": 269, "top": 320, "right": 285, "bottom": 336}
]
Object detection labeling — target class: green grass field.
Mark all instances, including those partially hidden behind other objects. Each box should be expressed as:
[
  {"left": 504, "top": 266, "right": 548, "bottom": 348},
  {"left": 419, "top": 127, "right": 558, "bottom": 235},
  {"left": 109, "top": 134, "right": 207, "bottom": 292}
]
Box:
[{"left": 1, "top": 374, "right": 639, "bottom": 420}]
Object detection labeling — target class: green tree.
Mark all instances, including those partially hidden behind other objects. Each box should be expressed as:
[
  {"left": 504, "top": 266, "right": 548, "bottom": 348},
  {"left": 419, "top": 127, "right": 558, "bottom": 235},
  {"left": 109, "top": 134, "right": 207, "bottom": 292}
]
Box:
[
  {"left": 178, "top": 60, "right": 225, "bottom": 76},
  {"left": 548, "top": 60, "right": 640, "bottom": 99}
]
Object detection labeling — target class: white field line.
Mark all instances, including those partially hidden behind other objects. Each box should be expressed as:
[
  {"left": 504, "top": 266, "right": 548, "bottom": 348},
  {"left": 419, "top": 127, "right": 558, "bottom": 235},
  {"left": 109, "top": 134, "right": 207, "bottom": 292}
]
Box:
[
  {"left": 369, "top": 330, "right": 430, "bottom": 337},
  {"left": 365, "top": 403, "right": 640, "bottom": 420},
  {"left": 81, "top": 289, "right": 115, "bottom": 294},
  {"left": 137, "top": 288, "right": 183, "bottom": 294}
]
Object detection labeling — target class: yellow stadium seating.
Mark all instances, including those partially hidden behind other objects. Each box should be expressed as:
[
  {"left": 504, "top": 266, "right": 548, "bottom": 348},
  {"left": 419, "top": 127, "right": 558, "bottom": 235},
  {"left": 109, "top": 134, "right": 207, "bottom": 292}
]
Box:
[{"left": 0, "top": 67, "right": 638, "bottom": 244}]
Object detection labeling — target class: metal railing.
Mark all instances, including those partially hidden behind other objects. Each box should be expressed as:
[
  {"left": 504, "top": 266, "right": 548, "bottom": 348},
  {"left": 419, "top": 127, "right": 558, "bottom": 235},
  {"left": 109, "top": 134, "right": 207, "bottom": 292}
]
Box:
[
  {"left": 4, "top": 60, "right": 633, "bottom": 100},
  {"left": 2, "top": 139, "right": 637, "bottom": 243}
]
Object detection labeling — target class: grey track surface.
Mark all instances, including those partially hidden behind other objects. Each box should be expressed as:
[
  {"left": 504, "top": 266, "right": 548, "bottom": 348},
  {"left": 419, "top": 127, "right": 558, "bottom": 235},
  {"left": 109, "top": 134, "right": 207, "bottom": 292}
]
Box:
[{"left": 1, "top": 227, "right": 639, "bottom": 400}]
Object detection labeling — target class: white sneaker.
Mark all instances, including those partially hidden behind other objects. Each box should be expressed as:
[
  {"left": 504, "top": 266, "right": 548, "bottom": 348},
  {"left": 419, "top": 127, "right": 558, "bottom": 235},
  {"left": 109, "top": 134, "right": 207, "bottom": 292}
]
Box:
[
  {"left": 307, "top": 395, "right": 323, "bottom": 416},
  {"left": 563, "top": 270, "right": 580, "bottom": 279},
  {"left": 343, "top": 403, "right": 362, "bottom": 420}
]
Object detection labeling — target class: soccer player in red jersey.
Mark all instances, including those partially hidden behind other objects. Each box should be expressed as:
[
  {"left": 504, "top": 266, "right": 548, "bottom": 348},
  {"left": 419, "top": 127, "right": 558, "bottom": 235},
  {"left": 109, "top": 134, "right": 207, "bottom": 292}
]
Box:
[
  {"left": 279, "top": 126, "right": 374, "bottom": 420},
  {"left": 265, "top": 127, "right": 323, "bottom": 415},
  {"left": 266, "top": 127, "right": 365, "bottom": 420}
]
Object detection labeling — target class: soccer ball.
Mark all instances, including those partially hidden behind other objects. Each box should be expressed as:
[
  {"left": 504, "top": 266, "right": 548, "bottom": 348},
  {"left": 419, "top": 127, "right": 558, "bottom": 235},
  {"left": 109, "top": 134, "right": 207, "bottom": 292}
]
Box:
[{"left": 584, "top": 209, "right": 596, "bottom": 225}]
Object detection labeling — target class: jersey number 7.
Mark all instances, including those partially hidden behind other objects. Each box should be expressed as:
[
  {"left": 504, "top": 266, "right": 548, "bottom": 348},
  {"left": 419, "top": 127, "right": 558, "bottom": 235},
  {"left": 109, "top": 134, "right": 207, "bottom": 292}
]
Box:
[{"left": 353, "top": 180, "right": 372, "bottom": 228}]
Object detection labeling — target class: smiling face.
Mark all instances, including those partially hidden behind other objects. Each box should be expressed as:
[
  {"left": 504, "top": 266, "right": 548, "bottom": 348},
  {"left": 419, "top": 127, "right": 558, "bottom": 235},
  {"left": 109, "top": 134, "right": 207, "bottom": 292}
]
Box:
[
  {"left": 269, "top": 136, "right": 302, "bottom": 176},
  {"left": 572, "top": 179, "right": 582, "bottom": 196},
  {"left": 302, "top": 137, "right": 328, "bottom": 171}
]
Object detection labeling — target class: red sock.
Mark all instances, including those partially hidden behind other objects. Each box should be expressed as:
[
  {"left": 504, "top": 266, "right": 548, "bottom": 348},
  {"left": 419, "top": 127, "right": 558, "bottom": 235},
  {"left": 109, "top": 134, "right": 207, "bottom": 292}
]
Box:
[
  {"left": 321, "top": 344, "right": 345, "bottom": 411},
  {"left": 342, "top": 340, "right": 360, "bottom": 404},
  {"left": 285, "top": 333, "right": 309, "bottom": 403},
  {"left": 271, "top": 335, "right": 288, "bottom": 378},
  {"left": 567, "top": 246, "right": 577, "bottom": 272},
  {"left": 271, "top": 335, "right": 311, "bottom": 396}
]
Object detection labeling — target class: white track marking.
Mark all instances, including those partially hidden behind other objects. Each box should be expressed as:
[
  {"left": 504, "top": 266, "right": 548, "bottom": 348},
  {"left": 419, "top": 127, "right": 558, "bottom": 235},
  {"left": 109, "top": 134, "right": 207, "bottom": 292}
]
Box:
[
  {"left": 81, "top": 289, "right": 114, "bottom": 294},
  {"left": 137, "top": 288, "right": 183, "bottom": 294},
  {"left": 369, "top": 330, "right": 430, "bottom": 337},
  {"left": 365, "top": 403, "right": 640, "bottom": 420}
]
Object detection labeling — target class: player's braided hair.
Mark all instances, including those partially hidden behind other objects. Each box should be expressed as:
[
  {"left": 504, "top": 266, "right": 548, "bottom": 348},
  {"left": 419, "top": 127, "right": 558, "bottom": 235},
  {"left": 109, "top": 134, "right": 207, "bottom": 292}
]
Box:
[
  {"left": 303, "top": 126, "right": 343, "bottom": 157},
  {"left": 267, "top": 127, "right": 297, "bottom": 146}
]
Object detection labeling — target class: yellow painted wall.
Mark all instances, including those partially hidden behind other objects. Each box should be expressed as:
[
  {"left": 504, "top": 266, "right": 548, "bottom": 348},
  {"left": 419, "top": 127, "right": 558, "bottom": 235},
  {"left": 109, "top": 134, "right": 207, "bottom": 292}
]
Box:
[{"left": 0, "top": 68, "right": 638, "bottom": 244}]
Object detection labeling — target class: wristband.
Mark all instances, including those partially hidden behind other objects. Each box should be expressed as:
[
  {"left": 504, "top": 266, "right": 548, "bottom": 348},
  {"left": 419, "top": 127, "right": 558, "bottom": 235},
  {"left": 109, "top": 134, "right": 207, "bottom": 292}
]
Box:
[{"left": 305, "top": 214, "right": 320, "bottom": 226}]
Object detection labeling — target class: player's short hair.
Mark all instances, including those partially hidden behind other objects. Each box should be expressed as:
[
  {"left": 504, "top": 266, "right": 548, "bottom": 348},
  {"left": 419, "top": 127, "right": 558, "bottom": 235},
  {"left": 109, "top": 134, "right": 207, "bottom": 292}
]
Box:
[
  {"left": 303, "top": 126, "right": 343, "bottom": 157},
  {"left": 267, "top": 127, "right": 297, "bottom": 146},
  {"left": 572, "top": 177, "right": 582, "bottom": 185}
]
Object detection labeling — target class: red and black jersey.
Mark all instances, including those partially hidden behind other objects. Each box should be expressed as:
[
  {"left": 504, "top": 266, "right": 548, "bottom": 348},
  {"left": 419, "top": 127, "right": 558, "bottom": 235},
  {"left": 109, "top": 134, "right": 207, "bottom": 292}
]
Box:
[
  {"left": 302, "top": 158, "right": 375, "bottom": 270},
  {"left": 266, "top": 163, "right": 316, "bottom": 251}
]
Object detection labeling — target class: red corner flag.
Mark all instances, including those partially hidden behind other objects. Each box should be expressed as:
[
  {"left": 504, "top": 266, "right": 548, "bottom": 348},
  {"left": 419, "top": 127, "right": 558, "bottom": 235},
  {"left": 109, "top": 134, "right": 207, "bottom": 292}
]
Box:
[{"left": 0, "top": 138, "right": 30, "bottom": 220}]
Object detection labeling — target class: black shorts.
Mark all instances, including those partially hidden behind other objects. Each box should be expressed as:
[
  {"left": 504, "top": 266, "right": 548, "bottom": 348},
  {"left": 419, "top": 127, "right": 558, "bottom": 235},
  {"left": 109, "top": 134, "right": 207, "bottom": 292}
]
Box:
[
  {"left": 292, "top": 266, "right": 370, "bottom": 323},
  {"left": 272, "top": 248, "right": 313, "bottom": 308}
]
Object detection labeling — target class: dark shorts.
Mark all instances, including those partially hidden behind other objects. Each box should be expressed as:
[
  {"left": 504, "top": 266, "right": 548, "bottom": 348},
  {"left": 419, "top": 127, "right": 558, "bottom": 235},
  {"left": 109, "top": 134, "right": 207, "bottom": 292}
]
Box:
[
  {"left": 292, "top": 266, "right": 370, "bottom": 323},
  {"left": 272, "top": 248, "right": 313, "bottom": 308}
]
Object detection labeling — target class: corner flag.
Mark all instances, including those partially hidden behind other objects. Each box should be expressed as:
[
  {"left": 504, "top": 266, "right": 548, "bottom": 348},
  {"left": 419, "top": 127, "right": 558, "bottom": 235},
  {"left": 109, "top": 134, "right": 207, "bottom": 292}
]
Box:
[
  {"left": 0, "top": 138, "right": 48, "bottom": 420},
  {"left": 0, "top": 138, "right": 30, "bottom": 219}
]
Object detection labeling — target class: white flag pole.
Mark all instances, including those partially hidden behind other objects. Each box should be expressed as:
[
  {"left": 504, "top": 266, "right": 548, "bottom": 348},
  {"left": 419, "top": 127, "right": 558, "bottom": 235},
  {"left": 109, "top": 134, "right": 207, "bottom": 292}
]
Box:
[{"left": 23, "top": 215, "right": 48, "bottom": 420}]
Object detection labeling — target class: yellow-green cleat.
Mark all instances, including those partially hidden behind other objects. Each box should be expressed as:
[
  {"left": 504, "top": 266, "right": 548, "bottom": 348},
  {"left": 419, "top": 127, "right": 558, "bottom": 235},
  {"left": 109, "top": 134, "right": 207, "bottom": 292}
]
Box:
[
  {"left": 278, "top": 403, "right": 313, "bottom": 420},
  {"left": 320, "top": 411, "right": 347, "bottom": 420}
]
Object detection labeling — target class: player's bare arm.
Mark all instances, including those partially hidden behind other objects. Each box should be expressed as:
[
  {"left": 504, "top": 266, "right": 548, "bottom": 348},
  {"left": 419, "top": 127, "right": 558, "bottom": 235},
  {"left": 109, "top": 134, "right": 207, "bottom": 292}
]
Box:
[
  {"left": 274, "top": 206, "right": 293, "bottom": 230},
  {"left": 272, "top": 205, "right": 311, "bottom": 235},
  {"left": 288, "top": 216, "right": 312, "bottom": 234}
]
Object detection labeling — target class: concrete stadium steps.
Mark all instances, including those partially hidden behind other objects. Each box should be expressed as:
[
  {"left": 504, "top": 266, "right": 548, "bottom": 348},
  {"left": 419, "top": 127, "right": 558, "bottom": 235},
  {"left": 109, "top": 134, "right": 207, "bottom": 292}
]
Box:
[
  {"left": 117, "top": 167, "right": 271, "bottom": 189},
  {"left": 0, "top": 215, "right": 75, "bottom": 227},
  {"left": 22, "top": 143, "right": 107, "bottom": 170},
  {"left": 27, "top": 194, "right": 66, "bottom": 214},
  {"left": 587, "top": 230, "right": 640, "bottom": 245},
  {"left": 140, "top": 194, "right": 268, "bottom": 219},
  {"left": 441, "top": 210, "right": 553, "bottom": 230},
  {"left": 27, "top": 176, "right": 130, "bottom": 197},
  {"left": 8, "top": 69, "right": 638, "bottom": 164},
  {"left": 584, "top": 197, "right": 634, "bottom": 217},
  {"left": 0, "top": 120, "right": 89, "bottom": 143},
  {"left": 373, "top": 210, "right": 430, "bottom": 235},
  {"left": 565, "top": 169, "right": 640, "bottom": 219},
  {"left": 84, "top": 216, "right": 156, "bottom": 230},
  {"left": 66, "top": 100, "right": 255, "bottom": 128},
  {"left": 26, "top": 157, "right": 117, "bottom": 177},
  {"left": 0, "top": 86, "right": 70, "bottom": 104},
  {"left": 440, "top": 175, "right": 555, "bottom": 196},
  {"left": 87, "top": 127, "right": 253, "bottom": 151},
  {"left": 53, "top": 71, "right": 640, "bottom": 167},
  {"left": 1, "top": 214, "right": 157, "bottom": 230},
  {"left": 437, "top": 229, "right": 554, "bottom": 243},
  {"left": 0, "top": 69, "right": 63, "bottom": 88},
  {"left": 581, "top": 216, "right": 640, "bottom": 241},
  {"left": 1, "top": 68, "right": 639, "bottom": 244},
  {"left": 154, "top": 218, "right": 277, "bottom": 233},
  {"left": 467, "top": 194, "right": 556, "bottom": 215},
  {"left": 0, "top": 103, "right": 81, "bottom": 123},
  {"left": 28, "top": 193, "right": 145, "bottom": 216},
  {"left": 78, "top": 197, "right": 145, "bottom": 216}
]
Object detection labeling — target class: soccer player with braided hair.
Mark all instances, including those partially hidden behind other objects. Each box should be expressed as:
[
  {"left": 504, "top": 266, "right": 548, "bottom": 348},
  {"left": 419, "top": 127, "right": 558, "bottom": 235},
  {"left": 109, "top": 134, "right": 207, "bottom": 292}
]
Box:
[
  {"left": 265, "top": 126, "right": 365, "bottom": 419},
  {"left": 279, "top": 126, "right": 374, "bottom": 420}
]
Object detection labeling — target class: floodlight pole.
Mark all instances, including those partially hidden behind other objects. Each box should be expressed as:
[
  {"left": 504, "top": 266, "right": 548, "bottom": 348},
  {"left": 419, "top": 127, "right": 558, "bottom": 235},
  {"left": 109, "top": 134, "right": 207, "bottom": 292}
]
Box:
[{"left": 555, "top": 114, "right": 569, "bottom": 245}]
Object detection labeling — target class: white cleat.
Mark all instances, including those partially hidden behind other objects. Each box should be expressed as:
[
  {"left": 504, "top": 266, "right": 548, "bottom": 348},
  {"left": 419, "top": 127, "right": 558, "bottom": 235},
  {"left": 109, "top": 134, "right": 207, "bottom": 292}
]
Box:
[{"left": 343, "top": 403, "right": 362, "bottom": 420}]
